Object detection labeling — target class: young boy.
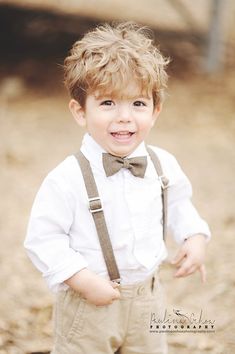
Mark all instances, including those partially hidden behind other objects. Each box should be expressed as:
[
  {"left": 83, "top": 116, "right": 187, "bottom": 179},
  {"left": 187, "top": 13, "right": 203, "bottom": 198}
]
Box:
[{"left": 25, "top": 22, "right": 210, "bottom": 354}]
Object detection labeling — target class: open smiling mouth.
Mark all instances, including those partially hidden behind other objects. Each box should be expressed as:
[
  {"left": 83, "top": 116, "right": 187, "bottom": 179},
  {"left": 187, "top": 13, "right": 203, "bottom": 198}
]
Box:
[{"left": 110, "top": 131, "right": 135, "bottom": 138}]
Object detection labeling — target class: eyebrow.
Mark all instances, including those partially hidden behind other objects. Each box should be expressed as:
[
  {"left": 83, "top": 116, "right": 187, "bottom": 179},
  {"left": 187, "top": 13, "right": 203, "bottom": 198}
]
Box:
[{"left": 94, "top": 94, "right": 151, "bottom": 100}]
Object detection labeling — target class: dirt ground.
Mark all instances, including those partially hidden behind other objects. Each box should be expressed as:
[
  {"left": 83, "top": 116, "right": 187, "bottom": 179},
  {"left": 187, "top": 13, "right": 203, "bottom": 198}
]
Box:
[{"left": 0, "top": 4, "right": 235, "bottom": 354}]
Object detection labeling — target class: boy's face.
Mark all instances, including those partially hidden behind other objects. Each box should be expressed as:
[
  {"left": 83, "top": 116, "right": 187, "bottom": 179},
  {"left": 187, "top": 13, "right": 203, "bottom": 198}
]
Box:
[{"left": 69, "top": 82, "right": 161, "bottom": 157}]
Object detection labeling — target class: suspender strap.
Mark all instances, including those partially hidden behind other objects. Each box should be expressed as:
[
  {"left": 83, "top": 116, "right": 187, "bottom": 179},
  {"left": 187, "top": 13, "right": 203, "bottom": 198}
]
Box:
[
  {"left": 146, "top": 147, "right": 169, "bottom": 241},
  {"left": 75, "top": 151, "right": 121, "bottom": 283}
]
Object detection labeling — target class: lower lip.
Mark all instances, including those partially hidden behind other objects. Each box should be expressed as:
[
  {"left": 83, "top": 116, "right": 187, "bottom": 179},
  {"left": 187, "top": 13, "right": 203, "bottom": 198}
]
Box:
[{"left": 110, "top": 132, "right": 135, "bottom": 143}]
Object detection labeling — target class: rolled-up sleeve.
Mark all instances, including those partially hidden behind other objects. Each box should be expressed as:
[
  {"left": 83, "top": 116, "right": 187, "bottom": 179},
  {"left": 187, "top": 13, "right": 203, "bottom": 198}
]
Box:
[
  {"left": 24, "top": 175, "right": 88, "bottom": 292},
  {"left": 165, "top": 154, "right": 211, "bottom": 244}
]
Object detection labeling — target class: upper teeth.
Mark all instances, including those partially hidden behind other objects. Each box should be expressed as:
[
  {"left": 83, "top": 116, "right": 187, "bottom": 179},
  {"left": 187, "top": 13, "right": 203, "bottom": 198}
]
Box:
[{"left": 116, "top": 132, "right": 130, "bottom": 135}]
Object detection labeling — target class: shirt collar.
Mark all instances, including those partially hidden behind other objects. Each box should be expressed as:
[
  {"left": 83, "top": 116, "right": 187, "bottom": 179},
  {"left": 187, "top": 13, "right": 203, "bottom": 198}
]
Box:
[{"left": 80, "top": 133, "right": 149, "bottom": 174}]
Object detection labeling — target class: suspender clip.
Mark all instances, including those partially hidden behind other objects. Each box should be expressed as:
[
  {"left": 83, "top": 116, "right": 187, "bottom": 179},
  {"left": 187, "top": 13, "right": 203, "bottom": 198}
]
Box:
[
  {"left": 158, "top": 175, "right": 169, "bottom": 190},
  {"left": 89, "top": 197, "right": 103, "bottom": 213}
]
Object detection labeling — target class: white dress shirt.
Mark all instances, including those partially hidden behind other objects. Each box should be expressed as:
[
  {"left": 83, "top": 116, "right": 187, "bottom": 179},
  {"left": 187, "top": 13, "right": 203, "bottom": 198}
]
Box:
[{"left": 25, "top": 133, "right": 210, "bottom": 292}]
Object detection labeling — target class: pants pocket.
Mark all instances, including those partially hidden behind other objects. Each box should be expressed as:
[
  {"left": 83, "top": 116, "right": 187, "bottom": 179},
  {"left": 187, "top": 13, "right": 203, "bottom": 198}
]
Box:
[{"left": 54, "top": 289, "right": 86, "bottom": 343}]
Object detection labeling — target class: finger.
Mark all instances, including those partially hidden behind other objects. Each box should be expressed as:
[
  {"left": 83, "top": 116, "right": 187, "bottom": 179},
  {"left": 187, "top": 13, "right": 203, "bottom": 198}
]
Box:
[
  {"left": 176, "top": 265, "right": 197, "bottom": 277},
  {"left": 174, "top": 259, "right": 196, "bottom": 278},
  {"left": 199, "top": 264, "right": 207, "bottom": 283},
  {"left": 171, "top": 248, "right": 187, "bottom": 265},
  {"left": 175, "top": 263, "right": 206, "bottom": 281}
]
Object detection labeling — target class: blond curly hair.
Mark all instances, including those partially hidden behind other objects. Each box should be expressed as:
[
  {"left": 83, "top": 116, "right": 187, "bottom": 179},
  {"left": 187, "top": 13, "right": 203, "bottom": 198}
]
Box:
[{"left": 64, "top": 22, "right": 169, "bottom": 107}]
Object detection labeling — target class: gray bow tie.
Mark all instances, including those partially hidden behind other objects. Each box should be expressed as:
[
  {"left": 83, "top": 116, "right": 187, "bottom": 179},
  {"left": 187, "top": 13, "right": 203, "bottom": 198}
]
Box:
[{"left": 102, "top": 153, "right": 147, "bottom": 178}]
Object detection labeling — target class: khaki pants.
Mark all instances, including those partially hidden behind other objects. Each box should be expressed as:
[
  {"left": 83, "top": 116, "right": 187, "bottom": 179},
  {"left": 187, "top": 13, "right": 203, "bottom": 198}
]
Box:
[{"left": 51, "top": 272, "right": 168, "bottom": 354}]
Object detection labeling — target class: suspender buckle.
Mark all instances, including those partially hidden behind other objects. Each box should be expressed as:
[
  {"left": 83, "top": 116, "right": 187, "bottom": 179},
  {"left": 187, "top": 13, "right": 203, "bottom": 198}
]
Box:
[
  {"left": 112, "top": 278, "right": 121, "bottom": 285},
  {"left": 159, "top": 175, "right": 169, "bottom": 190},
  {"left": 89, "top": 197, "right": 103, "bottom": 213}
]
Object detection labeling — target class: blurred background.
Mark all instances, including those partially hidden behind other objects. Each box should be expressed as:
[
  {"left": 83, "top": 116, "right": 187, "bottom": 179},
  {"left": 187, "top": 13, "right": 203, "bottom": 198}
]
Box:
[{"left": 0, "top": 1, "right": 234, "bottom": 353}]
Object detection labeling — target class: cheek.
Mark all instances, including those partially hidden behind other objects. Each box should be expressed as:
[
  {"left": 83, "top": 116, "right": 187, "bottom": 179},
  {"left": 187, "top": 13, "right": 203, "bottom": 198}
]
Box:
[
  {"left": 137, "top": 117, "right": 155, "bottom": 132},
  {"left": 87, "top": 116, "right": 103, "bottom": 129},
  {"left": 86, "top": 118, "right": 110, "bottom": 138}
]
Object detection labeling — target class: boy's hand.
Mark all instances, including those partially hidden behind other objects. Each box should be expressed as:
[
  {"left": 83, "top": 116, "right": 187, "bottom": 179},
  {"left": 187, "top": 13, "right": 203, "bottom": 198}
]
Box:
[
  {"left": 65, "top": 268, "right": 120, "bottom": 306},
  {"left": 171, "top": 234, "right": 207, "bottom": 283}
]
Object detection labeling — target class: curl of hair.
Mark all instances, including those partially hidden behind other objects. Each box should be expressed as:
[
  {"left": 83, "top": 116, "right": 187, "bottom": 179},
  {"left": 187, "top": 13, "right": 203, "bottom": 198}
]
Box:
[{"left": 64, "top": 22, "right": 170, "bottom": 107}]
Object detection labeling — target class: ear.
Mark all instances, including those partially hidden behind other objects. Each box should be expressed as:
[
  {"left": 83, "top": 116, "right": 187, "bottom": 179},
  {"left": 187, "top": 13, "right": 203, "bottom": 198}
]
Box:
[
  {"left": 151, "top": 103, "right": 162, "bottom": 127},
  {"left": 69, "top": 99, "right": 86, "bottom": 127}
]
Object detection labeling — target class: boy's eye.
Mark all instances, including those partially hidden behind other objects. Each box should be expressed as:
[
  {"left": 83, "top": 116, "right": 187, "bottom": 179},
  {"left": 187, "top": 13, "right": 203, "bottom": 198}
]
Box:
[
  {"left": 100, "top": 100, "right": 114, "bottom": 106},
  {"left": 134, "top": 100, "right": 146, "bottom": 107}
]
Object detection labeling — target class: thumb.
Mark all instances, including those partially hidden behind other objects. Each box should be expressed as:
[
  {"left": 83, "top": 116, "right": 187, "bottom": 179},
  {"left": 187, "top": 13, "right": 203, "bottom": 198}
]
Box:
[{"left": 171, "top": 248, "right": 187, "bottom": 265}]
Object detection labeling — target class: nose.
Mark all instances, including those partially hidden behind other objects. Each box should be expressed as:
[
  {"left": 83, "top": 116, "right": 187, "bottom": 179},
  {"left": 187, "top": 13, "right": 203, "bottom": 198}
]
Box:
[{"left": 116, "top": 104, "right": 132, "bottom": 123}]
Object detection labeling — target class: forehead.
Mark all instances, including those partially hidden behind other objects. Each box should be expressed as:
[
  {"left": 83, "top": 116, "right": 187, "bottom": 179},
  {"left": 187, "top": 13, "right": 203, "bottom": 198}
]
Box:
[{"left": 92, "top": 81, "right": 152, "bottom": 100}]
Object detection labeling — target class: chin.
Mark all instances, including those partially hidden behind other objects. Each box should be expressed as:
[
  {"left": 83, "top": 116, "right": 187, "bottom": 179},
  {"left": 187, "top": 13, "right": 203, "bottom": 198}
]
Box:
[{"left": 109, "top": 148, "right": 135, "bottom": 157}]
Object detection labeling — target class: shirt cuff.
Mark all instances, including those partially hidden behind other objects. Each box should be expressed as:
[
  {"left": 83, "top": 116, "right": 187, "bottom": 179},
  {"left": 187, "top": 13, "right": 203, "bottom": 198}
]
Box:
[
  {"left": 183, "top": 232, "right": 211, "bottom": 243},
  {"left": 173, "top": 220, "right": 211, "bottom": 244},
  {"left": 43, "top": 254, "right": 88, "bottom": 293}
]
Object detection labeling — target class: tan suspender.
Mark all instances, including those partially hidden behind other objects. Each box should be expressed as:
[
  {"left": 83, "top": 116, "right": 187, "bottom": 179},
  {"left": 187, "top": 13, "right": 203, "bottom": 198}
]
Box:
[
  {"left": 76, "top": 151, "right": 121, "bottom": 283},
  {"left": 75, "top": 147, "right": 169, "bottom": 283},
  {"left": 146, "top": 147, "right": 169, "bottom": 241}
]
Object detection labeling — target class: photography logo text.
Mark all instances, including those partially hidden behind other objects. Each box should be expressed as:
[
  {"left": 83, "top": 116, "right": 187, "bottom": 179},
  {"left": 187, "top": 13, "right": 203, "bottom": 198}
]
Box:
[{"left": 150, "top": 308, "right": 215, "bottom": 333}]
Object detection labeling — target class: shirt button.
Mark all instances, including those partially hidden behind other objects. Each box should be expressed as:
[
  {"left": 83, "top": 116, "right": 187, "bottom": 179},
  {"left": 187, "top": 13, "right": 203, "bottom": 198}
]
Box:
[{"left": 137, "top": 286, "right": 145, "bottom": 296}]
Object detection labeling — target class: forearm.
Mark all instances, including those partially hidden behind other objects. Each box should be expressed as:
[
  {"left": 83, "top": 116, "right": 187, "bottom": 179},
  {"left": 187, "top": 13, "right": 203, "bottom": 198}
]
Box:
[
  {"left": 64, "top": 268, "right": 120, "bottom": 306},
  {"left": 64, "top": 268, "right": 94, "bottom": 293}
]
